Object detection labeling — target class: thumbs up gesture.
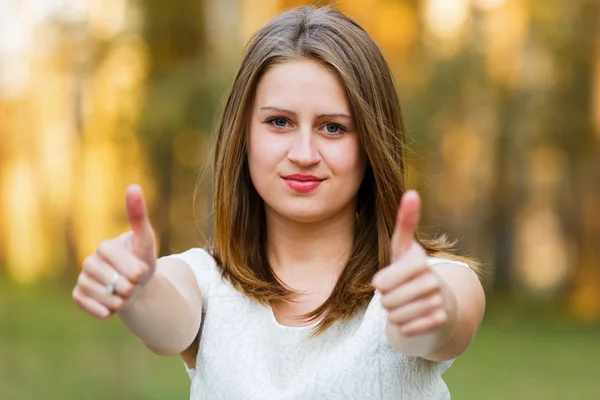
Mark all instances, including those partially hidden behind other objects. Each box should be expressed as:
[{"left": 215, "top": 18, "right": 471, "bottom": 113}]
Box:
[
  {"left": 372, "top": 191, "right": 454, "bottom": 336},
  {"left": 72, "top": 184, "right": 157, "bottom": 319}
]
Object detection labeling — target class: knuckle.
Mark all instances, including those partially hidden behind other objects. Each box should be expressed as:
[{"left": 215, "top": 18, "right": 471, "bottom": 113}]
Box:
[
  {"left": 381, "top": 294, "right": 393, "bottom": 309},
  {"left": 136, "top": 259, "right": 149, "bottom": 273},
  {"left": 76, "top": 273, "right": 87, "bottom": 288},
  {"left": 96, "top": 241, "right": 107, "bottom": 254},
  {"left": 430, "top": 294, "right": 444, "bottom": 308},
  {"left": 120, "top": 283, "right": 134, "bottom": 298},
  {"left": 112, "top": 296, "right": 126, "bottom": 310},
  {"left": 388, "top": 315, "right": 399, "bottom": 325},
  {"left": 424, "top": 275, "right": 440, "bottom": 292},
  {"left": 380, "top": 296, "right": 389, "bottom": 309},
  {"left": 83, "top": 272, "right": 95, "bottom": 286},
  {"left": 77, "top": 274, "right": 96, "bottom": 295},
  {"left": 98, "top": 311, "right": 112, "bottom": 320},
  {"left": 434, "top": 310, "right": 447, "bottom": 324},
  {"left": 130, "top": 262, "right": 148, "bottom": 282},
  {"left": 130, "top": 270, "right": 144, "bottom": 283},
  {"left": 97, "top": 240, "right": 113, "bottom": 256}
]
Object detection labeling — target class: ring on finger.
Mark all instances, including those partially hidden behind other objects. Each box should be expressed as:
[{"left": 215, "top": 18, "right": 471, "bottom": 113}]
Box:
[{"left": 106, "top": 272, "right": 121, "bottom": 295}]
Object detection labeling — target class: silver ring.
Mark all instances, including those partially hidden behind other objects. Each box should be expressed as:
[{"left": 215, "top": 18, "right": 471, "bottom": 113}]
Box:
[{"left": 106, "top": 272, "right": 121, "bottom": 295}]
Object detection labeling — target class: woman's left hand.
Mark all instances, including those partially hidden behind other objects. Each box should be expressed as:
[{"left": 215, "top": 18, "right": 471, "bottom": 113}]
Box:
[{"left": 372, "top": 190, "right": 456, "bottom": 336}]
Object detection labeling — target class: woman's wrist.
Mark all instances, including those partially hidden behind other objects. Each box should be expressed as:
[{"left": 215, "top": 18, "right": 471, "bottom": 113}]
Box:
[{"left": 117, "top": 270, "right": 162, "bottom": 317}]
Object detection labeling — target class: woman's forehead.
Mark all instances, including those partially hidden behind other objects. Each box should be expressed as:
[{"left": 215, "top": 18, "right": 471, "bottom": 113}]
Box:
[{"left": 254, "top": 59, "right": 352, "bottom": 116}]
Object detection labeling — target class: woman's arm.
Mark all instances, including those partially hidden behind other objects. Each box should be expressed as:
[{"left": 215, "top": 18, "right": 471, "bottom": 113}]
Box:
[
  {"left": 117, "top": 258, "right": 203, "bottom": 356},
  {"left": 73, "top": 185, "right": 203, "bottom": 356}
]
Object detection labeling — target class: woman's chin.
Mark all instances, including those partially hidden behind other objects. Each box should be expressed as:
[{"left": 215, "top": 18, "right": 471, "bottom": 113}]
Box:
[
  {"left": 265, "top": 199, "right": 356, "bottom": 225},
  {"left": 269, "top": 206, "right": 328, "bottom": 224},
  {"left": 283, "top": 211, "right": 326, "bottom": 224}
]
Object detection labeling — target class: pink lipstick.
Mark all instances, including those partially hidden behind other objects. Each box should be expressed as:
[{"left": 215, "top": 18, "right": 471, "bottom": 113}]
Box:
[{"left": 282, "top": 174, "right": 324, "bottom": 193}]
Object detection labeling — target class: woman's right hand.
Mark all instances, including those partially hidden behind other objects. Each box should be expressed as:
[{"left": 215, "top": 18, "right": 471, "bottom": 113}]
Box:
[{"left": 72, "top": 184, "right": 157, "bottom": 319}]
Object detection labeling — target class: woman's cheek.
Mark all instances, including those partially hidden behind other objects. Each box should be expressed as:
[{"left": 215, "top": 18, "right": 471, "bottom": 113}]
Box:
[{"left": 325, "top": 142, "right": 365, "bottom": 181}]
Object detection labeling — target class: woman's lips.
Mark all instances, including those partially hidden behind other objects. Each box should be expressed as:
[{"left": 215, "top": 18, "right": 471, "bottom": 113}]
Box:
[
  {"left": 281, "top": 174, "right": 324, "bottom": 193},
  {"left": 283, "top": 179, "right": 322, "bottom": 192}
]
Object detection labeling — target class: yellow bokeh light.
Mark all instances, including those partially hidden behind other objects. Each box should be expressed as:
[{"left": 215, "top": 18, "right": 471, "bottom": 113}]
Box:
[{"left": 424, "top": 0, "right": 470, "bottom": 41}]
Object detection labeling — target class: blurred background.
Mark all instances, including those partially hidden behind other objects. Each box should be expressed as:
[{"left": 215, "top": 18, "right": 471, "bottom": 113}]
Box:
[{"left": 0, "top": 0, "right": 599, "bottom": 398}]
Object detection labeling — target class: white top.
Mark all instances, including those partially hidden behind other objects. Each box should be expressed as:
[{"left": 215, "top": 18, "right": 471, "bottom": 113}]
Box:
[{"left": 167, "top": 248, "right": 471, "bottom": 400}]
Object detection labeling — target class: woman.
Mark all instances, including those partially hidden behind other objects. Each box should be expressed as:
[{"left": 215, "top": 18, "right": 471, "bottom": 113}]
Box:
[{"left": 72, "top": 6, "right": 485, "bottom": 399}]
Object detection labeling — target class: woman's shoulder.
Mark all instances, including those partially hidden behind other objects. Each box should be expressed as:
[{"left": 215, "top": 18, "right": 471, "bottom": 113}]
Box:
[
  {"left": 426, "top": 256, "right": 473, "bottom": 272},
  {"left": 165, "top": 247, "right": 216, "bottom": 263},
  {"left": 164, "top": 248, "right": 219, "bottom": 272},
  {"left": 163, "top": 248, "right": 222, "bottom": 296}
]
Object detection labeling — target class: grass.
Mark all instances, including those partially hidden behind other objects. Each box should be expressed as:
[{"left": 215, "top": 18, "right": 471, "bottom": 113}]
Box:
[
  {"left": 1, "top": 281, "right": 599, "bottom": 399},
  {"left": 445, "top": 315, "right": 600, "bottom": 399}
]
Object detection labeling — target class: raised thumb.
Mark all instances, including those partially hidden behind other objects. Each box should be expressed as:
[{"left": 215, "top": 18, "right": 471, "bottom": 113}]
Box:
[{"left": 125, "top": 184, "right": 155, "bottom": 259}]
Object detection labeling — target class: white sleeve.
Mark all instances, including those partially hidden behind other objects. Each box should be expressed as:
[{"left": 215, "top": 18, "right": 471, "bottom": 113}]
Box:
[
  {"left": 163, "top": 248, "right": 221, "bottom": 298},
  {"left": 426, "top": 256, "right": 477, "bottom": 276}
]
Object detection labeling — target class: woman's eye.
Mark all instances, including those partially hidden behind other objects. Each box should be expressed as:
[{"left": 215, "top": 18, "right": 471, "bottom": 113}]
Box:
[
  {"left": 324, "top": 123, "right": 344, "bottom": 135},
  {"left": 269, "top": 118, "right": 288, "bottom": 128}
]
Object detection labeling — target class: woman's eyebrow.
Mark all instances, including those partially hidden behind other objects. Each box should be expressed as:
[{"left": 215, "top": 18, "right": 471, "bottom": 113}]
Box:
[
  {"left": 318, "top": 113, "right": 353, "bottom": 121},
  {"left": 260, "top": 106, "right": 296, "bottom": 116},
  {"left": 259, "top": 106, "right": 352, "bottom": 121}
]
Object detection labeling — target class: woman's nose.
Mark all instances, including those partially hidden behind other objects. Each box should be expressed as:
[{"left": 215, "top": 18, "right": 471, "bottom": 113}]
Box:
[{"left": 287, "top": 128, "right": 321, "bottom": 167}]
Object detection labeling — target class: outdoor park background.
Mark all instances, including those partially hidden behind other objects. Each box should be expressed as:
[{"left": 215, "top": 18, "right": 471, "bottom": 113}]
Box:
[{"left": 1, "top": 0, "right": 599, "bottom": 398}]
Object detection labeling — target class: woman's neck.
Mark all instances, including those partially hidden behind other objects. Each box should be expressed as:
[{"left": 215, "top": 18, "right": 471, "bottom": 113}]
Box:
[{"left": 265, "top": 204, "right": 356, "bottom": 287}]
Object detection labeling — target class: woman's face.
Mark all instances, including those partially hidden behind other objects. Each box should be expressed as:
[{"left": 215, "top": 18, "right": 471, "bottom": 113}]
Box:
[{"left": 248, "top": 59, "right": 366, "bottom": 224}]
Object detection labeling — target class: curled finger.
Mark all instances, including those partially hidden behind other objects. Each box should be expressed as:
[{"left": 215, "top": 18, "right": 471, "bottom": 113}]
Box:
[
  {"left": 380, "top": 272, "right": 441, "bottom": 310},
  {"left": 387, "top": 293, "right": 444, "bottom": 325},
  {"left": 72, "top": 287, "right": 111, "bottom": 319},
  {"left": 83, "top": 254, "right": 135, "bottom": 298},
  {"left": 76, "top": 272, "right": 126, "bottom": 311},
  {"left": 400, "top": 309, "right": 448, "bottom": 336},
  {"left": 96, "top": 241, "right": 150, "bottom": 285}
]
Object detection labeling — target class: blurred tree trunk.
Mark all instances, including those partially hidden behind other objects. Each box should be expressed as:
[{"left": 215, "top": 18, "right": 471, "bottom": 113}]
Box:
[
  {"left": 490, "top": 85, "right": 514, "bottom": 291},
  {"left": 138, "top": 0, "right": 207, "bottom": 256},
  {"left": 566, "top": 1, "right": 600, "bottom": 321}
]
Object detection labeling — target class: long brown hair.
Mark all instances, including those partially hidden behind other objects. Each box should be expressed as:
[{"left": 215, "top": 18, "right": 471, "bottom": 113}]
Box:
[{"left": 209, "top": 5, "right": 477, "bottom": 335}]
